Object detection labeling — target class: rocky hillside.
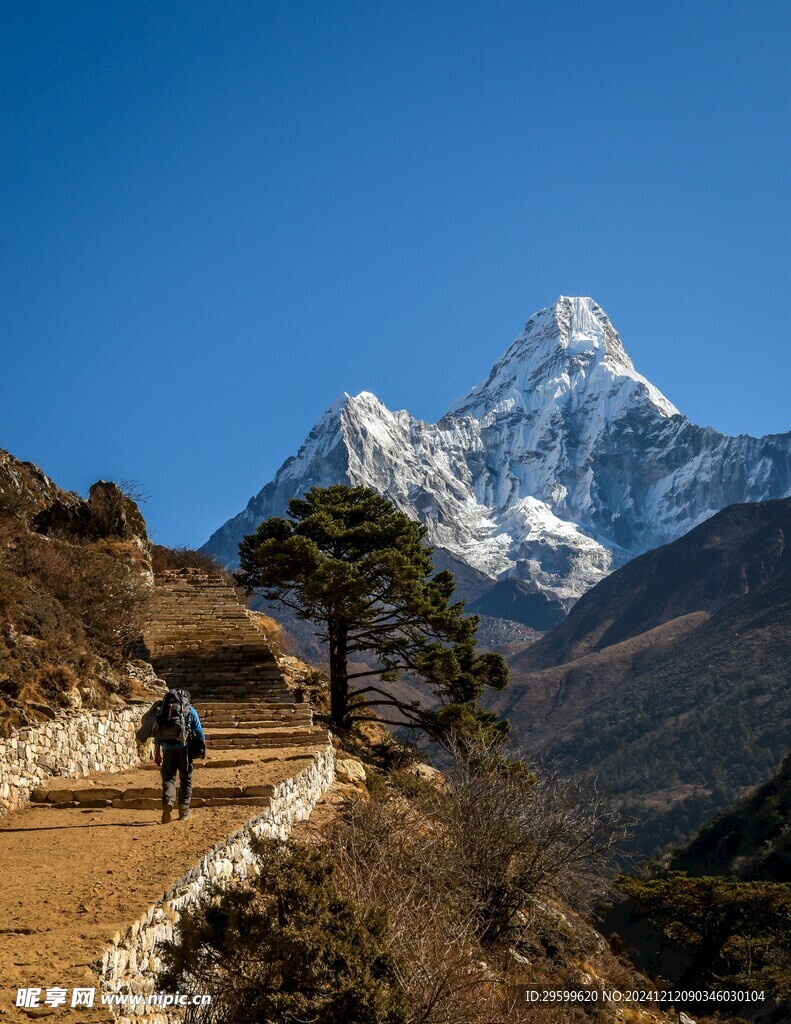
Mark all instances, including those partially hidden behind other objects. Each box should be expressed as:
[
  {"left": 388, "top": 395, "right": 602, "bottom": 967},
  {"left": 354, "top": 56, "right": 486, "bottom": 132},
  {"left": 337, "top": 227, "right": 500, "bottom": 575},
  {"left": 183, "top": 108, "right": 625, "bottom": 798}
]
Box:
[
  {"left": 0, "top": 448, "right": 153, "bottom": 731},
  {"left": 203, "top": 296, "right": 791, "bottom": 630},
  {"left": 491, "top": 497, "right": 791, "bottom": 856}
]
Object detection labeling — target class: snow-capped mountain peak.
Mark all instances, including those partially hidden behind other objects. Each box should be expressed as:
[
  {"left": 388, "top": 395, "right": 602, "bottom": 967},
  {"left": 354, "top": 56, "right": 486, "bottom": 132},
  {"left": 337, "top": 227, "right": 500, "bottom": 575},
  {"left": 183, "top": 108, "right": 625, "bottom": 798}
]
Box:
[
  {"left": 203, "top": 298, "right": 791, "bottom": 627},
  {"left": 448, "top": 295, "right": 679, "bottom": 420}
]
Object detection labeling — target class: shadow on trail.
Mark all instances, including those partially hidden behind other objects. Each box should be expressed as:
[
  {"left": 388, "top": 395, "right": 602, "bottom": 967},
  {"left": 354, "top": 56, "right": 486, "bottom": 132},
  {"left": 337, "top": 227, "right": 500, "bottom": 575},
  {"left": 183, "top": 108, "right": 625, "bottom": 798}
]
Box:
[{"left": 0, "top": 820, "right": 160, "bottom": 832}]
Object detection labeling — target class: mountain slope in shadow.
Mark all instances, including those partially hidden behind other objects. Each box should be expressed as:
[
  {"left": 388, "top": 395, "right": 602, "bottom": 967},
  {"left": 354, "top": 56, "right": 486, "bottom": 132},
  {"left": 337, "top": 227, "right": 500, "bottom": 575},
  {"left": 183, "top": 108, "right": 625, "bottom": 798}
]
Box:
[{"left": 493, "top": 498, "right": 791, "bottom": 856}]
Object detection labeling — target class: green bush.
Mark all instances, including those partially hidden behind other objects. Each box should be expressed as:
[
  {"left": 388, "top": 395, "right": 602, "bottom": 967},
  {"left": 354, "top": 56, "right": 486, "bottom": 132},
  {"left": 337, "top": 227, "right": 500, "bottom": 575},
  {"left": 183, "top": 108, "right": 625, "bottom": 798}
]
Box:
[{"left": 159, "top": 839, "right": 410, "bottom": 1024}]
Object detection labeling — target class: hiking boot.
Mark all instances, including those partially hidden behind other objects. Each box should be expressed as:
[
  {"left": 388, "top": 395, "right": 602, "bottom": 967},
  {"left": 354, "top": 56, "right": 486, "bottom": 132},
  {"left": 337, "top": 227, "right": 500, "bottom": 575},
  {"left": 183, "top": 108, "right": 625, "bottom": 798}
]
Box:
[
  {"left": 161, "top": 804, "right": 174, "bottom": 824},
  {"left": 179, "top": 807, "right": 191, "bottom": 820}
]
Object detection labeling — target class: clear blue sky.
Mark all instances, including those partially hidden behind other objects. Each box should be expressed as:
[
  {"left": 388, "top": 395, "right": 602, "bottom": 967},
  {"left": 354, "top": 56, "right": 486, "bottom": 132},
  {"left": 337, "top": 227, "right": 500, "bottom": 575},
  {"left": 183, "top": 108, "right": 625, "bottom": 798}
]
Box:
[{"left": 2, "top": 1, "right": 789, "bottom": 546}]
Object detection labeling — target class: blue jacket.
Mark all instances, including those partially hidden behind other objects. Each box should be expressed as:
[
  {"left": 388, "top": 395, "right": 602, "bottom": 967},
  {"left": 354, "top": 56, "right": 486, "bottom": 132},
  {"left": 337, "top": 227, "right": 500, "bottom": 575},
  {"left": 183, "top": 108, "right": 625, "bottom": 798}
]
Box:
[{"left": 155, "top": 706, "right": 205, "bottom": 751}]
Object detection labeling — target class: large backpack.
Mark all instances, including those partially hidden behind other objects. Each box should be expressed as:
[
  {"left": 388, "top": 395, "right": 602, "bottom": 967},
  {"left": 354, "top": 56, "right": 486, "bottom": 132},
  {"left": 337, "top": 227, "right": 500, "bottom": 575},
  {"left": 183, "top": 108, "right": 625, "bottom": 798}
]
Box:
[
  {"left": 135, "top": 699, "right": 163, "bottom": 744},
  {"left": 155, "top": 689, "right": 192, "bottom": 745}
]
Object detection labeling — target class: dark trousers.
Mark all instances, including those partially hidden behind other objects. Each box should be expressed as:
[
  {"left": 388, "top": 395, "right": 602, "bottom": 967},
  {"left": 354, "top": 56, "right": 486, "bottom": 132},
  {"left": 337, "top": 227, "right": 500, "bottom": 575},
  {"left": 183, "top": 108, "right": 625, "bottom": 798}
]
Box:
[{"left": 161, "top": 746, "right": 193, "bottom": 809}]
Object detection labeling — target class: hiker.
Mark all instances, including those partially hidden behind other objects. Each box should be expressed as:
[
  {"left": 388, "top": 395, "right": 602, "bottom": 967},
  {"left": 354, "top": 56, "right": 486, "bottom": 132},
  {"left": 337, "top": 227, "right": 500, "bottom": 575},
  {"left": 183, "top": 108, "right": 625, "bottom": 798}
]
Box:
[{"left": 151, "top": 689, "right": 206, "bottom": 824}]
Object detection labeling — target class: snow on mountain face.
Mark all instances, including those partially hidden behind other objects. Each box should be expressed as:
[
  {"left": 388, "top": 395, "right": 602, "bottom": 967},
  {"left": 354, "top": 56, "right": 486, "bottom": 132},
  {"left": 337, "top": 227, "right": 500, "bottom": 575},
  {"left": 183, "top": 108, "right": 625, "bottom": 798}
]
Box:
[
  {"left": 448, "top": 296, "right": 678, "bottom": 421},
  {"left": 203, "top": 297, "right": 791, "bottom": 616}
]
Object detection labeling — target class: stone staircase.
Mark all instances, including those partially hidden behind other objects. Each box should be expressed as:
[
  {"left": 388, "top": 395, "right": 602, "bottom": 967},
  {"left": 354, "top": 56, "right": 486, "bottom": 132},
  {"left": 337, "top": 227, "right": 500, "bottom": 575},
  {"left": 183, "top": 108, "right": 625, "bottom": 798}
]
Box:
[
  {"left": 144, "top": 568, "right": 326, "bottom": 751},
  {"left": 28, "top": 569, "right": 329, "bottom": 814}
]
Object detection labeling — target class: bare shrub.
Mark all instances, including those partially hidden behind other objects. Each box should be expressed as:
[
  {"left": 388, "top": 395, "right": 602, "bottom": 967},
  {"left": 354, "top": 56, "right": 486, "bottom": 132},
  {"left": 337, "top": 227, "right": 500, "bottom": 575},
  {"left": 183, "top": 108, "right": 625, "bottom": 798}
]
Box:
[
  {"left": 151, "top": 544, "right": 229, "bottom": 578},
  {"left": 327, "top": 795, "right": 487, "bottom": 1023},
  {"left": 321, "top": 743, "right": 625, "bottom": 1022},
  {"left": 11, "top": 534, "right": 150, "bottom": 663},
  {"left": 421, "top": 739, "right": 627, "bottom": 943},
  {"left": 117, "top": 478, "right": 150, "bottom": 504}
]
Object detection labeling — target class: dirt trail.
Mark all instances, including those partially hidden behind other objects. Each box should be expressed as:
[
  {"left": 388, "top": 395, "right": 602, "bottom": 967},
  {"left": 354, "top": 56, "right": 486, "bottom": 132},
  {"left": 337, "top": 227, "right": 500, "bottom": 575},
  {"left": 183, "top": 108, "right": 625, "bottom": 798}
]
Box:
[
  {"left": 0, "top": 747, "right": 324, "bottom": 1023},
  {"left": 0, "top": 569, "right": 334, "bottom": 1021}
]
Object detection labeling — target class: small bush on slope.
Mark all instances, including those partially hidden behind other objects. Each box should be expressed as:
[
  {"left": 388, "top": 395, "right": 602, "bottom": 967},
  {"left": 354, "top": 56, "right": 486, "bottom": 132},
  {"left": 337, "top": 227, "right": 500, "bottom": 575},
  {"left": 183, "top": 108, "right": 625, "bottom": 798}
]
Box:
[{"left": 160, "top": 840, "right": 411, "bottom": 1024}]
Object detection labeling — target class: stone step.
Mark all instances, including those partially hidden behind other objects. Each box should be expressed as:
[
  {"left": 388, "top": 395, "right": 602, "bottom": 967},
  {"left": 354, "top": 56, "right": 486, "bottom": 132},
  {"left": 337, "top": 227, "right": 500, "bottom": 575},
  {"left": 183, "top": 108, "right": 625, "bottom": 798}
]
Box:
[
  {"left": 210, "top": 727, "right": 328, "bottom": 750},
  {"left": 199, "top": 707, "right": 312, "bottom": 718},
  {"left": 183, "top": 682, "right": 287, "bottom": 691},
  {"left": 209, "top": 736, "right": 326, "bottom": 748},
  {"left": 199, "top": 708, "right": 312, "bottom": 718},
  {"left": 195, "top": 698, "right": 294, "bottom": 705},
  {"left": 148, "top": 635, "right": 268, "bottom": 641},
  {"left": 199, "top": 700, "right": 293, "bottom": 708},
  {"left": 148, "top": 618, "right": 268, "bottom": 627},
  {"left": 171, "top": 672, "right": 284, "bottom": 680},
  {"left": 150, "top": 655, "right": 277, "bottom": 663},
  {"left": 151, "top": 655, "right": 276, "bottom": 662},
  {"left": 160, "top": 689, "right": 287, "bottom": 696},
  {"left": 195, "top": 696, "right": 295, "bottom": 703},
  {"left": 190, "top": 679, "right": 287, "bottom": 686},
  {"left": 149, "top": 615, "right": 266, "bottom": 622},
  {"left": 162, "top": 684, "right": 289, "bottom": 694},
  {"left": 178, "top": 677, "right": 286, "bottom": 685},
  {"left": 148, "top": 632, "right": 268, "bottom": 639},
  {"left": 196, "top": 708, "right": 299, "bottom": 716},
  {"left": 30, "top": 784, "right": 279, "bottom": 811},
  {"left": 195, "top": 700, "right": 297, "bottom": 709},
  {"left": 192, "top": 682, "right": 288, "bottom": 690},
  {"left": 163, "top": 680, "right": 284, "bottom": 687},
  {"left": 200, "top": 713, "right": 305, "bottom": 722},
  {"left": 204, "top": 721, "right": 314, "bottom": 729},
  {"left": 211, "top": 738, "right": 322, "bottom": 750},
  {"left": 200, "top": 704, "right": 311, "bottom": 713},
  {"left": 197, "top": 700, "right": 305, "bottom": 708},
  {"left": 180, "top": 671, "right": 284, "bottom": 678},
  {"left": 150, "top": 664, "right": 277, "bottom": 672},
  {"left": 203, "top": 719, "right": 313, "bottom": 730},
  {"left": 193, "top": 695, "right": 294, "bottom": 704},
  {"left": 207, "top": 742, "right": 321, "bottom": 751},
  {"left": 151, "top": 655, "right": 277, "bottom": 663},
  {"left": 152, "top": 663, "right": 281, "bottom": 672},
  {"left": 206, "top": 724, "right": 321, "bottom": 736}
]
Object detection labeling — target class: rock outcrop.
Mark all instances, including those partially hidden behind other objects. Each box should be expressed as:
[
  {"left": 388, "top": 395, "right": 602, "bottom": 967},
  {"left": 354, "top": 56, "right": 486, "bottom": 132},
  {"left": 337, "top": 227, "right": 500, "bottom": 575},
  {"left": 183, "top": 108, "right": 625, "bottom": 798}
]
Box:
[{"left": 0, "top": 449, "right": 153, "bottom": 729}]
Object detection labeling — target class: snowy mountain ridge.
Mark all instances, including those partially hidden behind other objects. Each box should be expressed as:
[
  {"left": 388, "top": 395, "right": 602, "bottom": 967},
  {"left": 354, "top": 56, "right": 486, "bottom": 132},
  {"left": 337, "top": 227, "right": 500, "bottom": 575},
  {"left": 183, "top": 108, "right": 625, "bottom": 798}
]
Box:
[{"left": 204, "top": 297, "right": 791, "bottom": 623}]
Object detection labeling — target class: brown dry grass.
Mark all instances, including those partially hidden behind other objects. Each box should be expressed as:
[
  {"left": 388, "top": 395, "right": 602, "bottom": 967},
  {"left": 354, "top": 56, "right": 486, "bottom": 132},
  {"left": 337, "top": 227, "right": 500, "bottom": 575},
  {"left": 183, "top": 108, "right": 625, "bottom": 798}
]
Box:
[{"left": 0, "top": 519, "right": 151, "bottom": 732}]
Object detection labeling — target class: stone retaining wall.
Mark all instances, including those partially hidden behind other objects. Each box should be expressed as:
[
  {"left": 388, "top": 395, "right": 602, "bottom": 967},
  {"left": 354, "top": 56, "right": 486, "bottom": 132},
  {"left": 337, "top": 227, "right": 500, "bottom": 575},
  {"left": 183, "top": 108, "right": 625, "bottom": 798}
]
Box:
[
  {"left": 0, "top": 707, "right": 142, "bottom": 816},
  {"left": 99, "top": 741, "right": 335, "bottom": 1021}
]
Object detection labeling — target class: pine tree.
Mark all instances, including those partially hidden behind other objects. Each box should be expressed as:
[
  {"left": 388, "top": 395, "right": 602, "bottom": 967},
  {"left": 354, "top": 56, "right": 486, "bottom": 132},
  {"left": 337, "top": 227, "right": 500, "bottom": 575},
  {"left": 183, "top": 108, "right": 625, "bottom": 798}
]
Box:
[
  {"left": 617, "top": 872, "right": 791, "bottom": 994},
  {"left": 236, "top": 485, "right": 508, "bottom": 739}
]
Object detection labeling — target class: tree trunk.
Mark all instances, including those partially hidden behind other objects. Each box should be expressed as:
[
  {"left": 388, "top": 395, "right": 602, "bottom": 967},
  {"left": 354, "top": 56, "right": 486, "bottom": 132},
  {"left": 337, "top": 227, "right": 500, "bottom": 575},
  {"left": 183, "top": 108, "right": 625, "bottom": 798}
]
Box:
[{"left": 328, "top": 619, "right": 349, "bottom": 729}]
